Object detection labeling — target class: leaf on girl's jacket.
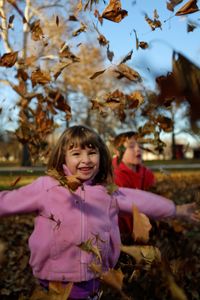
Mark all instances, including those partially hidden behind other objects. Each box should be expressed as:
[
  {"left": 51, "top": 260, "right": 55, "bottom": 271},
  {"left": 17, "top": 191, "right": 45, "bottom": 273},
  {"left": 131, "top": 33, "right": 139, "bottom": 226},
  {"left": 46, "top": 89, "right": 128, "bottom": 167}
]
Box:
[
  {"left": 30, "top": 20, "right": 44, "bottom": 41},
  {"left": 10, "top": 176, "right": 21, "bottom": 187},
  {"left": 114, "top": 63, "right": 142, "bottom": 82},
  {"left": 89, "top": 68, "right": 107, "bottom": 80},
  {"left": 144, "top": 11, "right": 162, "bottom": 31},
  {"left": 77, "top": 237, "right": 102, "bottom": 262},
  {"left": 167, "top": 0, "right": 183, "bottom": 12},
  {"left": 119, "top": 50, "right": 133, "bottom": 64},
  {"left": 0, "top": 51, "right": 18, "bottom": 68},
  {"left": 175, "top": 0, "right": 199, "bottom": 16},
  {"left": 72, "top": 22, "right": 87, "bottom": 36},
  {"left": 31, "top": 69, "right": 51, "bottom": 87},
  {"left": 101, "top": 0, "right": 128, "bottom": 23},
  {"left": 106, "top": 183, "right": 118, "bottom": 194},
  {"left": 132, "top": 205, "right": 152, "bottom": 243},
  {"left": 65, "top": 175, "right": 82, "bottom": 192},
  {"left": 46, "top": 169, "right": 82, "bottom": 191},
  {"left": 120, "top": 245, "right": 161, "bottom": 265}
]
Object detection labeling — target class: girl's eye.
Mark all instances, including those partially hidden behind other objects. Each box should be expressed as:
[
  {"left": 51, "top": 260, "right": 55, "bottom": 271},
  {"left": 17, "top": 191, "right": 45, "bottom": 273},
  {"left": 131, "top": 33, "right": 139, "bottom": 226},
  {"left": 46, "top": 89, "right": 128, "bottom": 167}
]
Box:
[
  {"left": 89, "top": 151, "right": 97, "bottom": 155},
  {"left": 72, "top": 152, "right": 80, "bottom": 156}
]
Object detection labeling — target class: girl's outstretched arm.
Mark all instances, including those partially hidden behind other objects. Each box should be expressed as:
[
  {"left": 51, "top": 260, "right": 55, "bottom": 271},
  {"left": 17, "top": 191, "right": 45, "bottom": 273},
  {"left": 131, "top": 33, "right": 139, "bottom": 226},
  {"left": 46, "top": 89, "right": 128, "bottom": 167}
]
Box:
[
  {"left": 0, "top": 177, "right": 45, "bottom": 216},
  {"left": 115, "top": 187, "right": 200, "bottom": 222}
]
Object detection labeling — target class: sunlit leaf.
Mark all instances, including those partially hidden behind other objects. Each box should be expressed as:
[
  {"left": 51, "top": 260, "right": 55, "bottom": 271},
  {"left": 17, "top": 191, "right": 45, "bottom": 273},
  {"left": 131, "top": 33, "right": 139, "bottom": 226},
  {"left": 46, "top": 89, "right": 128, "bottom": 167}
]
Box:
[
  {"left": 114, "top": 63, "right": 142, "bottom": 82},
  {"left": 31, "top": 69, "right": 51, "bottom": 87},
  {"left": 0, "top": 51, "right": 18, "bottom": 68},
  {"left": 132, "top": 205, "right": 152, "bottom": 243},
  {"left": 101, "top": 0, "right": 128, "bottom": 23},
  {"left": 30, "top": 20, "right": 44, "bottom": 41},
  {"left": 89, "top": 69, "right": 106, "bottom": 80},
  {"left": 121, "top": 245, "right": 161, "bottom": 265},
  {"left": 175, "top": 0, "right": 199, "bottom": 15}
]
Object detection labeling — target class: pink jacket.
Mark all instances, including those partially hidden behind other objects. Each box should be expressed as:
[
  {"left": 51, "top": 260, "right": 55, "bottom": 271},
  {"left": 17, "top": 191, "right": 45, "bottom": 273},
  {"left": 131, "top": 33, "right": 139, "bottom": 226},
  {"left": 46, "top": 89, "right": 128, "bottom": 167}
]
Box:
[{"left": 0, "top": 175, "right": 175, "bottom": 283}]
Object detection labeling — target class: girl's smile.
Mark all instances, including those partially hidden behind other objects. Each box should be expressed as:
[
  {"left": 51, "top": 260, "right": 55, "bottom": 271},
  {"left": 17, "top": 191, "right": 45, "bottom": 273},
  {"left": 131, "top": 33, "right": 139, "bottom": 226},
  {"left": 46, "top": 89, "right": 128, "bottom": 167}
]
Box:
[{"left": 65, "top": 146, "right": 100, "bottom": 182}]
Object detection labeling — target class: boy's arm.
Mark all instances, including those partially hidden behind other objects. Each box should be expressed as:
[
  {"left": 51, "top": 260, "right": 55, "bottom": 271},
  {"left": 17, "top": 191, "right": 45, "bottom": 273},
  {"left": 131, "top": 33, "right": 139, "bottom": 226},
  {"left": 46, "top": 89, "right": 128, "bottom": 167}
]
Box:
[{"left": 0, "top": 177, "right": 45, "bottom": 216}]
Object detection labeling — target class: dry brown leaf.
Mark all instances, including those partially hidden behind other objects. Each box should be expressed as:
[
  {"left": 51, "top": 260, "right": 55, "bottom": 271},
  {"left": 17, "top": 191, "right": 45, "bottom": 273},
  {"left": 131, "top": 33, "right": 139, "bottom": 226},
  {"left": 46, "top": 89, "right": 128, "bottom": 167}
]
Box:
[
  {"left": 0, "top": 51, "right": 18, "bottom": 68},
  {"left": 107, "top": 44, "right": 114, "bottom": 61},
  {"left": 97, "top": 34, "right": 109, "bottom": 46},
  {"left": 65, "top": 175, "right": 82, "bottom": 192},
  {"left": 132, "top": 205, "right": 152, "bottom": 243},
  {"left": 10, "top": 176, "right": 21, "bottom": 187},
  {"left": 30, "top": 20, "right": 44, "bottom": 41},
  {"left": 120, "top": 245, "right": 161, "bottom": 265},
  {"left": 139, "top": 41, "right": 149, "bottom": 49},
  {"left": 101, "top": 0, "right": 128, "bottom": 23},
  {"left": 175, "top": 0, "right": 199, "bottom": 15},
  {"left": 72, "top": 22, "right": 87, "bottom": 36},
  {"left": 77, "top": 237, "right": 102, "bottom": 262},
  {"left": 167, "top": 0, "right": 183, "bottom": 12},
  {"left": 119, "top": 50, "right": 133, "bottom": 64},
  {"left": 115, "top": 63, "right": 142, "bottom": 82},
  {"left": 89, "top": 69, "right": 106, "bottom": 80},
  {"left": 145, "top": 13, "right": 162, "bottom": 30},
  {"left": 31, "top": 69, "right": 51, "bottom": 87},
  {"left": 101, "top": 268, "right": 124, "bottom": 291}
]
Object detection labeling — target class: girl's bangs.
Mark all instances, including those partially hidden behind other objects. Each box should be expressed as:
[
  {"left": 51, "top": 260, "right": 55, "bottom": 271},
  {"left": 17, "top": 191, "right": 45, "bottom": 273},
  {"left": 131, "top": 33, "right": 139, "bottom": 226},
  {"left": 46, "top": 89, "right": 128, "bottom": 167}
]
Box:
[{"left": 66, "top": 135, "right": 98, "bottom": 150}]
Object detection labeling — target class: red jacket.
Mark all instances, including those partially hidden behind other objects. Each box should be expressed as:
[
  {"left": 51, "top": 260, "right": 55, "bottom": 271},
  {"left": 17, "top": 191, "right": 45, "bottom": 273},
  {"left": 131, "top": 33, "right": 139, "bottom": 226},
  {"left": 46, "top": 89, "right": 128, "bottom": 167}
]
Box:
[{"left": 112, "top": 157, "right": 155, "bottom": 235}]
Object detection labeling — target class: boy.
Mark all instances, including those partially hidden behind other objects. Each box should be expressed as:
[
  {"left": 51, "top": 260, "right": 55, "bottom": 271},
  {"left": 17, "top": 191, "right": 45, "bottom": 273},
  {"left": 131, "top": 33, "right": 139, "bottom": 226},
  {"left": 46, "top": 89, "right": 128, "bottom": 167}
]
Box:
[{"left": 112, "top": 131, "right": 155, "bottom": 235}]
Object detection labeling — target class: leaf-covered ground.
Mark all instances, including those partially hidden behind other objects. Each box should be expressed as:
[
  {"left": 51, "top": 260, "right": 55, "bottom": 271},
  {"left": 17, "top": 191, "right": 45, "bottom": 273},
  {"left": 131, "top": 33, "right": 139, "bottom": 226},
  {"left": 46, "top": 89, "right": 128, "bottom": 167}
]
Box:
[{"left": 0, "top": 171, "right": 200, "bottom": 300}]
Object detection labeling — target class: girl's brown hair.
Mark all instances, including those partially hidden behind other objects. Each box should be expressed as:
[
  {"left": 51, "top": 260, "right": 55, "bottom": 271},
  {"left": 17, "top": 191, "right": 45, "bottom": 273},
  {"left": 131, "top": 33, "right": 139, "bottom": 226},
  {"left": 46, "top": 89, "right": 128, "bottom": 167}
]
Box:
[
  {"left": 47, "top": 125, "right": 113, "bottom": 184},
  {"left": 113, "top": 131, "right": 137, "bottom": 148}
]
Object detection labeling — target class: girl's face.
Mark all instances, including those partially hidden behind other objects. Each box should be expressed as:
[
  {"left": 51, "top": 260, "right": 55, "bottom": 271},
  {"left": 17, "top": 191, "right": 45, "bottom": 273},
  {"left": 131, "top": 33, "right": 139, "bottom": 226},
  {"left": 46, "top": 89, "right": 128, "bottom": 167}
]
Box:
[
  {"left": 65, "top": 145, "right": 100, "bottom": 182},
  {"left": 122, "top": 136, "right": 142, "bottom": 167}
]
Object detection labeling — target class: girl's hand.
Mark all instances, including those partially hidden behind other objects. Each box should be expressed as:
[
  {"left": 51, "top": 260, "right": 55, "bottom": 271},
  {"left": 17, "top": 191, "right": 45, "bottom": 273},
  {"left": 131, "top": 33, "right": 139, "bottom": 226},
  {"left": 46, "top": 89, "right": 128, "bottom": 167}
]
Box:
[{"left": 176, "top": 202, "right": 200, "bottom": 222}]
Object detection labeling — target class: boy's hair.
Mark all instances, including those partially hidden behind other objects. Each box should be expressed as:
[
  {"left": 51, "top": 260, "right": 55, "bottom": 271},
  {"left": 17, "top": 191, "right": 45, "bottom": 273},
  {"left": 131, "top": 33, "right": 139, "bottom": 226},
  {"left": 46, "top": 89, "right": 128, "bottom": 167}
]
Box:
[
  {"left": 48, "top": 125, "right": 113, "bottom": 184},
  {"left": 113, "top": 131, "right": 137, "bottom": 148}
]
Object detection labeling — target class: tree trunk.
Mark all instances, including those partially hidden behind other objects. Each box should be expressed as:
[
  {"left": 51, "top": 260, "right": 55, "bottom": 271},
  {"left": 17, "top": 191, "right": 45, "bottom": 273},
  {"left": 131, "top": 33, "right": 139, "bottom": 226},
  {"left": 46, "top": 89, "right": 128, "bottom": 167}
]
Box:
[{"left": 21, "top": 144, "right": 32, "bottom": 166}]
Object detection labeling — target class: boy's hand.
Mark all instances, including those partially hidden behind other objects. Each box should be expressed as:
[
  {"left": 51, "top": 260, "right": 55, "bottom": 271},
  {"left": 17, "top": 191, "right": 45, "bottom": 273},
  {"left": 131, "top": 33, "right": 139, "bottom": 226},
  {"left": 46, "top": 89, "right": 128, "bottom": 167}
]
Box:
[{"left": 176, "top": 202, "right": 200, "bottom": 222}]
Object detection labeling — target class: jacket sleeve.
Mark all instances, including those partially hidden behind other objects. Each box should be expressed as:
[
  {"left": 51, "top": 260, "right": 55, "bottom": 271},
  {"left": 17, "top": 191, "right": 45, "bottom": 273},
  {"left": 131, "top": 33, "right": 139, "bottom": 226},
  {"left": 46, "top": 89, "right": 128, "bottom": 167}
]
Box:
[
  {"left": 114, "top": 187, "right": 176, "bottom": 219},
  {"left": 0, "top": 177, "right": 45, "bottom": 216}
]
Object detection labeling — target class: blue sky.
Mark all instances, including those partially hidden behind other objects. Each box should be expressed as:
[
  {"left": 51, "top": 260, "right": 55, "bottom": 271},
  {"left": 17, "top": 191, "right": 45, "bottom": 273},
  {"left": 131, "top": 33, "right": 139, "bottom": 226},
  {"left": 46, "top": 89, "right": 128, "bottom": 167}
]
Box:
[{"left": 99, "top": 0, "right": 200, "bottom": 87}]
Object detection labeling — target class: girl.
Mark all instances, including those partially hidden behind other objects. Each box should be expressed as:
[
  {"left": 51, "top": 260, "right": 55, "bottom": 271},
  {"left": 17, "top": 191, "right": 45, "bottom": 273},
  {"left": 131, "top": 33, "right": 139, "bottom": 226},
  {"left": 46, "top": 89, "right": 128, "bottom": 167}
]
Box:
[{"left": 0, "top": 125, "right": 199, "bottom": 300}]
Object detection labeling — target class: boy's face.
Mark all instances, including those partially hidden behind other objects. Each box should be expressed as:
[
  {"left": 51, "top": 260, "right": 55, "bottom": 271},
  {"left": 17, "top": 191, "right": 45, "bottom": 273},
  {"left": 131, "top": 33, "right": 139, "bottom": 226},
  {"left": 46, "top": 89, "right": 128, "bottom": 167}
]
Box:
[
  {"left": 65, "top": 145, "right": 100, "bottom": 182},
  {"left": 122, "top": 136, "right": 142, "bottom": 167}
]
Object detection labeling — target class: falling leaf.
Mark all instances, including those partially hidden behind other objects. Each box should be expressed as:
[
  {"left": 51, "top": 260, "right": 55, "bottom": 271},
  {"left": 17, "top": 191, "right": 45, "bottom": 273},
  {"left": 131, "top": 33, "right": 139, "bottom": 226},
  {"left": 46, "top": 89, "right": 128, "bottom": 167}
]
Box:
[
  {"left": 101, "top": 268, "right": 124, "bottom": 291},
  {"left": 53, "top": 62, "right": 72, "bottom": 80},
  {"left": 8, "top": 14, "right": 15, "bottom": 29},
  {"left": 119, "top": 50, "right": 133, "bottom": 64},
  {"left": 30, "top": 20, "right": 44, "bottom": 41},
  {"left": 121, "top": 245, "right": 161, "bottom": 265},
  {"left": 175, "top": 0, "right": 199, "bottom": 15},
  {"left": 7, "top": 0, "right": 27, "bottom": 23},
  {"left": 89, "top": 69, "right": 106, "bottom": 80},
  {"left": 107, "top": 44, "right": 114, "bottom": 61},
  {"left": 187, "top": 21, "right": 197, "bottom": 32},
  {"left": 31, "top": 69, "right": 51, "bottom": 87},
  {"left": 132, "top": 205, "right": 152, "bottom": 243},
  {"left": 101, "top": 0, "right": 128, "bottom": 23},
  {"left": 167, "top": 0, "right": 183, "bottom": 12},
  {"left": 0, "top": 51, "right": 18, "bottom": 68},
  {"left": 166, "top": 272, "right": 187, "bottom": 300},
  {"left": 145, "top": 13, "right": 162, "bottom": 30},
  {"left": 139, "top": 41, "right": 149, "bottom": 49},
  {"left": 72, "top": 22, "right": 87, "bottom": 36},
  {"left": 59, "top": 44, "right": 80, "bottom": 62},
  {"left": 56, "top": 15, "right": 59, "bottom": 26},
  {"left": 114, "top": 63, "right": 142, "bottom": 82},
  {"left": 10, "top": 176, "right": 21, "bottom": 187},
  {"left": 98, "top": 34, "right": 109, "bottom": 46}
]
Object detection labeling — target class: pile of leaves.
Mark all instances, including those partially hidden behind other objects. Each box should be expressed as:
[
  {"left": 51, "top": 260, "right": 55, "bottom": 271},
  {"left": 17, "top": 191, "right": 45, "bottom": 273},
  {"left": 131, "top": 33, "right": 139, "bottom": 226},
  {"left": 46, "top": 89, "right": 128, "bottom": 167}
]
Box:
[{"left": 0, "top": 171, "right": 200, "bottom": 300}]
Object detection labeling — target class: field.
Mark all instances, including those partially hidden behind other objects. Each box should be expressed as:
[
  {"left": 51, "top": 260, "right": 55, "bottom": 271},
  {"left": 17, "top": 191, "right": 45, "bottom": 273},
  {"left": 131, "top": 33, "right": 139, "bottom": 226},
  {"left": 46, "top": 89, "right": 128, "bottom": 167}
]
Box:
[{"left": 0, "top": 170, "right": 200, "bottom": 300}]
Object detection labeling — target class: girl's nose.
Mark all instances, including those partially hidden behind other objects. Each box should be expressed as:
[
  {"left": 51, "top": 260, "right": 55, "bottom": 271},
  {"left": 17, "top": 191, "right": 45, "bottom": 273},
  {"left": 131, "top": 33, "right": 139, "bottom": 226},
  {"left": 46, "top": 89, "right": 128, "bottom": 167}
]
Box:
[{"left": 81, "top": 153, "right": 91, "bottom": 163}]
